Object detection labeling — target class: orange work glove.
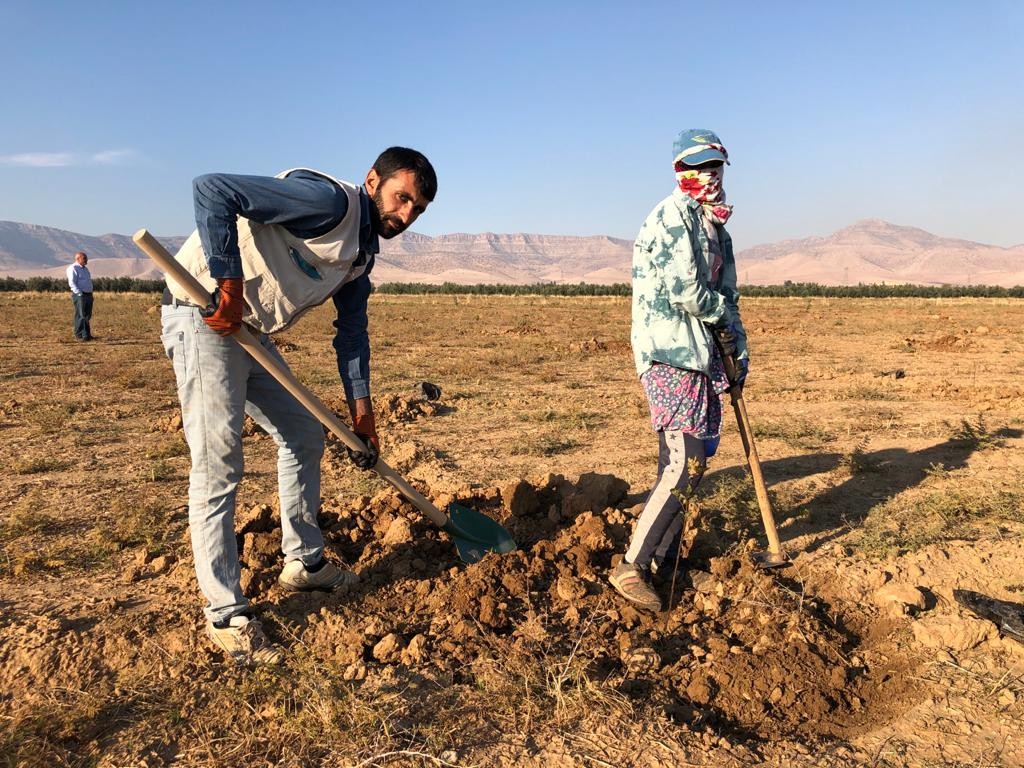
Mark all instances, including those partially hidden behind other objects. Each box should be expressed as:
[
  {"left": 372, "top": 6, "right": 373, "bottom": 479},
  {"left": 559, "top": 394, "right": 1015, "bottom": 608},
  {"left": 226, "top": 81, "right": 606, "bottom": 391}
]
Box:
[
  {"left": 201, "top": 277, "right": 245, "bottom": 336},
  {"left": 348, "top": 411, "right": 380, "bottom": 470}
]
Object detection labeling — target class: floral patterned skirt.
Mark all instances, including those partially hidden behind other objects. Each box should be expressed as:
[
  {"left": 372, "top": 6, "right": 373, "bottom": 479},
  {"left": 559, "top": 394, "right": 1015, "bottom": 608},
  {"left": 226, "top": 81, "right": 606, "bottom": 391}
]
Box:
[{"left": 640, "top": 353, "right": 730, "bottom": 438}]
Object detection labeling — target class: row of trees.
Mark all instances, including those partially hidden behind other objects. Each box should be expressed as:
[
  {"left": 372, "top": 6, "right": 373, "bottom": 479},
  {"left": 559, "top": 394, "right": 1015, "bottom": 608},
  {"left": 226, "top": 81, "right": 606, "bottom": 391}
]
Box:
[
  {"left": 0, "top": 276, "right": 166, "bottom": 293},
  {"left": 2, "top": 275, "right": 1021, "bottom": 298},
  {"left": 741, "top": 281, "right": 1024, "bottom": 298},
  {"left": 374, "top": 281, "right": 631, "bottom": 296},
  {"left": 342, "top": 280, "right": 1024, "bottom": 298}
]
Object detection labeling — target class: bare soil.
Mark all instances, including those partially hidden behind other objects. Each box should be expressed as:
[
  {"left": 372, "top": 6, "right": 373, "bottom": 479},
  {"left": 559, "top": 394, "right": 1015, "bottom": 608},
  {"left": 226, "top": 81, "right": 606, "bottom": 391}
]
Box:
[{"left": 1, "top": 292, "right": 1023, "bottom": 767}]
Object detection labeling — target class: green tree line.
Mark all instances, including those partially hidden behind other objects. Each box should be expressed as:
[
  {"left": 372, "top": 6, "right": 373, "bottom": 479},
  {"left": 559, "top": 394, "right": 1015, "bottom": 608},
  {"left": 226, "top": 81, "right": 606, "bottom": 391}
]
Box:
[
  {"left": 2, "top": 275, "right": 1021, "bottom": 298},
  {"left": 374, "top": 281, "right": 631, "bottom": 296},
  {"left": 0, "top": 276, "right": 166, "bottom": 293},
  {"left": 375, "top": 281, "right": 1024, "bottom": 298},
  {"left": 742, "top": 281, "right": 1024, "bottom": 298}
]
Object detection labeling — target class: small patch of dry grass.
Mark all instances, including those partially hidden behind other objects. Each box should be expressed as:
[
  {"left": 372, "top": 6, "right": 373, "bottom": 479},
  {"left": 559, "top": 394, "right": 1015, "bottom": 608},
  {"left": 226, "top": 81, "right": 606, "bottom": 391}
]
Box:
[
  {"left": 839, "top": 384, "right": 902, "bottom": 401},
  {"left": 0, "top": 493, "right": 184, "bottom": 578},
  {"left": 857, "top": 480, "right": 1024, "bottom": 557},
  {"left": 754, "top": 418, "right": 837, "bottom": 449},
  {"left": 105, "top": 498, "right": 184, "bottom": 557},
  {"left": 509, "top": 434, "right": 582, "bottom": 457},
  {"left": 1, "top": 491, "right": 61, "bottom": 540},
  {"left": 20, "top": 402, "right": 81, "bottom": 433},
  {"left": 11, "top": 455, "right": 73, "bottom": 475},
  {"left": 146, "top": 459, "right": 178, "bottom": 482},
  {"left": 145, "top": 437, "right": 188, "bottom": 460},
  {"left": 836, "top": 441, "right": 881, "bottom": 477},
  {"left": 947, "top": 415, "right": 1006, "bottom": 451},
  {"left": 701, "top": 470, "right": 762, "bottom": 533}
]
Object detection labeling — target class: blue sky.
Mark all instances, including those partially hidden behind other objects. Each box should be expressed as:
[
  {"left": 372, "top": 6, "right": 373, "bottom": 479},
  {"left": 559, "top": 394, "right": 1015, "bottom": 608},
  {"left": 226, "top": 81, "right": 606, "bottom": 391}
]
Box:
[{"left": 1, "top": 1, "right": 1022, "bottom": 247}]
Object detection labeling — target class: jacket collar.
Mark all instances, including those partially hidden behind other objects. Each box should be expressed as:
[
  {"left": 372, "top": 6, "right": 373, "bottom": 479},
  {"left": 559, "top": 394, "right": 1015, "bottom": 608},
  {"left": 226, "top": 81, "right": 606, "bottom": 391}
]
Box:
[
  {"left": 671, "top": 186, "right": 702, "bottom": 213},
  {"left": 358, "top": 187, "right": 380, "bottom": 256}
]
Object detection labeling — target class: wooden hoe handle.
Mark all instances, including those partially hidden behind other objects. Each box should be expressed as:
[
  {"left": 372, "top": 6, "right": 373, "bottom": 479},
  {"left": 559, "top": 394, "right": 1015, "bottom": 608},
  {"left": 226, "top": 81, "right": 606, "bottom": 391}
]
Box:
[
  {"left": 133, "top": 229, "right": 449, "bottom": 529},
  {"left": 721, "top": 355, "right": 785, "bottom": 559}
]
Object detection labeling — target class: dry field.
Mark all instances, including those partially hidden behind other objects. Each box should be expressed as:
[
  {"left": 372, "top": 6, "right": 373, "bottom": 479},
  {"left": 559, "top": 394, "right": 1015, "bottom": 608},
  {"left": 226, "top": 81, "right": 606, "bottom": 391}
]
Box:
[{"left": 1, "top": 291, "right": 1023, "bottom": 767}]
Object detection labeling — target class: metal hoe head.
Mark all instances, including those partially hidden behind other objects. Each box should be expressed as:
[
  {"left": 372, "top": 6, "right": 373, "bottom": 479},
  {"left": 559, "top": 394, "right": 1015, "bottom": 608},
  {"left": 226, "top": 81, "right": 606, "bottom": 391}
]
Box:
[
  {"left": 752, "top": 550, "right": 791, "bottom": 570},
  {"left": 444, "top": 502, "right": 517, "bottom": 564}
]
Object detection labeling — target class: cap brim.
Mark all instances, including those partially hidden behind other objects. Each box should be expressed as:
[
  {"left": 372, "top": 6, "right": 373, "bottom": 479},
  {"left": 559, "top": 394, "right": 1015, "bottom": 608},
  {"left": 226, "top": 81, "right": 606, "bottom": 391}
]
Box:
[{"left": 673, "top": 147, "right": 729, "bottom": 166}]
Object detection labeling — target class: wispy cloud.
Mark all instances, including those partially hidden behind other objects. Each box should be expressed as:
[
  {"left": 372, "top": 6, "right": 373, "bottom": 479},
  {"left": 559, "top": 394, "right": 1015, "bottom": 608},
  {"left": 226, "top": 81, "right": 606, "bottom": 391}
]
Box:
[
  {"left": 0, "top": 148, "right": 142, "bottom": 167},
  {"left": 91, "top": 148, "right": 140, "bottom": 165},
  {"left": 0, "top": 152, "right": 76, "bottom": 167}
]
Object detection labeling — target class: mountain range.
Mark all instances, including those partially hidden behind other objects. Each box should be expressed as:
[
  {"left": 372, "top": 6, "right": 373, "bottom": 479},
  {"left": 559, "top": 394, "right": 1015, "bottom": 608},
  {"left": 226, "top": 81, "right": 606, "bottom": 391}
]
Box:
[{"left": 1, "top": 219, "right": 1021, "bottom": 287}]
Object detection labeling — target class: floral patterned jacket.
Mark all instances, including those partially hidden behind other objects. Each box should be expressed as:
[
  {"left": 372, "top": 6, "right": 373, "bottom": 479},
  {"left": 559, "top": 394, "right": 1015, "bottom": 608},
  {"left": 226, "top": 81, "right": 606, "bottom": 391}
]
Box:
[{"left": 630, "top": 187, "right": 748, "bottom": 378}]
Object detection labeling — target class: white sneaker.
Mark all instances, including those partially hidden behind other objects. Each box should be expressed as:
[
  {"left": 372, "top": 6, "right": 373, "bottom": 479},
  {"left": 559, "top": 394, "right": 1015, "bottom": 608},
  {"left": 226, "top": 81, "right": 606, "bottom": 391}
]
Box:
[
  {"left": 278, "top": 559, "right": 359, "bottom": 593},
  {"left": 206, "top": 615, "right": 284, "bottom": 666}
]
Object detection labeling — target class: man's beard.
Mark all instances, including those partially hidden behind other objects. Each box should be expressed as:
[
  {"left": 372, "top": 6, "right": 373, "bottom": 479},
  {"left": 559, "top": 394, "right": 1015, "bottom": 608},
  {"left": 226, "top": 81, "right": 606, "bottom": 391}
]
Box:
[{"left": 371, "top": 187, "right": 408, "bottom": 239}]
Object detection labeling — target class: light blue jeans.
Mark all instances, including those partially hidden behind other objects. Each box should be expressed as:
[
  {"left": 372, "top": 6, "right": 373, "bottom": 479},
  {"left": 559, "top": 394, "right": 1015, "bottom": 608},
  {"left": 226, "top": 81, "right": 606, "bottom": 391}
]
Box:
[{"left": 161, "top": 304, "right": 326, "bottom": 623}]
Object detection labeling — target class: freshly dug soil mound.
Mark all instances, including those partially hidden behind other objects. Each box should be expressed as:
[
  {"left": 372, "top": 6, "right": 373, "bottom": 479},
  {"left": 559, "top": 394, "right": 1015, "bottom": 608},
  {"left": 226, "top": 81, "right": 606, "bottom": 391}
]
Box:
[
  {"left": 0, "top": 469, "right": 918, "bottom": 763},
  {"left": 233, "top": 471, "right": 917, "bottom": 744}
]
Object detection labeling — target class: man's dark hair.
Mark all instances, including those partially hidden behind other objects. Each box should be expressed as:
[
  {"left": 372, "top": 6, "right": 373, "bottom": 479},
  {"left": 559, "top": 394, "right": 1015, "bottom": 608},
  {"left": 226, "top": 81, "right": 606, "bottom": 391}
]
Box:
[{"left": 372, "top": 147, "right": 437, "bottom": 201}]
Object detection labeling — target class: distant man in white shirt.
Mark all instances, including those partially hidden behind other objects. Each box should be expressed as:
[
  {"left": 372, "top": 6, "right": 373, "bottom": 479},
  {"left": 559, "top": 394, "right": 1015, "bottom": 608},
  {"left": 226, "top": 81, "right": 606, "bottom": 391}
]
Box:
[{"left": 66, "top": 251, "right": 94, "bottom": 341}]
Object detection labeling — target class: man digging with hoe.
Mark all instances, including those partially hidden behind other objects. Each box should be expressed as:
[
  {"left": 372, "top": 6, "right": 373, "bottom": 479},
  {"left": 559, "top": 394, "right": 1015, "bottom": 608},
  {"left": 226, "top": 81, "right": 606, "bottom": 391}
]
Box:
[{"left": 159, "top": 148, "right": 436, "bottom": 664}]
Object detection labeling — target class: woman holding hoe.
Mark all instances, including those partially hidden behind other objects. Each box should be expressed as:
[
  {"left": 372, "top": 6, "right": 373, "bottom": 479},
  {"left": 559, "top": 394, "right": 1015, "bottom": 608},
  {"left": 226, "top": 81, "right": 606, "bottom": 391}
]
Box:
[{"left": 610, "top": 129, "right": 750, "bottom": 611}]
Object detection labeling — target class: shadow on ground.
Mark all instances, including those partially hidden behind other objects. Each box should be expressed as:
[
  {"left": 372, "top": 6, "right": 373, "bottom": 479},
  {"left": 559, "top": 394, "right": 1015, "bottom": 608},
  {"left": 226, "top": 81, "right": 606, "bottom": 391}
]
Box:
[{"left": 697, "top": 427, "right": 1022, "bottom": 554}]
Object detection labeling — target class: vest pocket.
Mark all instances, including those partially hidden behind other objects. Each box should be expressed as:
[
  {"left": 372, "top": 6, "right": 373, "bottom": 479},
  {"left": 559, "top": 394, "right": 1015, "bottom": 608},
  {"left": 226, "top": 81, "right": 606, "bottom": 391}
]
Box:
[{"left": 288, "top": 246, "right": 323, "bottom": 281}]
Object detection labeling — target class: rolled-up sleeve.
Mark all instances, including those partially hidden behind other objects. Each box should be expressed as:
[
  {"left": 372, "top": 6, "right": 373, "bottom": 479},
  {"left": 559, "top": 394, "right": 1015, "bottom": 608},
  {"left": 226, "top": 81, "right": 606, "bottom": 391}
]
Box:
[{"left": 332, "top": 270, "right": 372, "bottom": 400}]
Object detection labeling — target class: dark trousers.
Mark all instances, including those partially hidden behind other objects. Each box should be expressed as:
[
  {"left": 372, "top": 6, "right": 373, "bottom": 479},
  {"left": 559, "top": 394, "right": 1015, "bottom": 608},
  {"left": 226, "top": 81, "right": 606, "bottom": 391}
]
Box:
[{"left": 72, "top": 292, "right": 93, "bottom": 339}]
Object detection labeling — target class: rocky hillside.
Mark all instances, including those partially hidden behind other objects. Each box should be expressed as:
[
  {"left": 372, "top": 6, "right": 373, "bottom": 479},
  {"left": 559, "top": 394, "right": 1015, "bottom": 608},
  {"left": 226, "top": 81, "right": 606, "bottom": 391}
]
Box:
[
  {"left": 738, "top": 219, "right": 1024, "bottom": 287},
  {"left": 373, "top": 231, "right": 632, "bottom": 284},
  {"left": 2, "top": 219, "right": 1021, "bottom": 286},
  {"left": 0, "top": 221, "right": 187, "bottom": 279}
]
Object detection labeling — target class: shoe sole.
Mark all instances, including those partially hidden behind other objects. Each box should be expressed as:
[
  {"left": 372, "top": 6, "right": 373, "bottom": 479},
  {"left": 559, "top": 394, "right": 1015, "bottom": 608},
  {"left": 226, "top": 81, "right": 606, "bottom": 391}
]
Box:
[
  {"left": 206, "top": 627, "right": 284, "bottom": 666},
  {"left": 612, "top": 591, "right": 662, "bottom": 612},
  {"left": 278, "top": 577, "right": 358, "bottom": 593},
  {"left": 609, "top": 576, "right": 662, "bottom": 612},
  {"left": 205, "top": 629, "right": 279, "bottom": 666}
]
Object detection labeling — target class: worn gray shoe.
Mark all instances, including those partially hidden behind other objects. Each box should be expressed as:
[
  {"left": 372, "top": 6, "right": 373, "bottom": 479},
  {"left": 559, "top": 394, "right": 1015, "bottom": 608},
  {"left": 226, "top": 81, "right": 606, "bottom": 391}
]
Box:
[
  {"left": 278, "top": 559, "right": 359, "bottom": 593},
  {"left": 206, "top": 615, "right": 284, "bottom": 666},
  {"left": 609, "top": 562, "right": 662, "bottom": 612}
]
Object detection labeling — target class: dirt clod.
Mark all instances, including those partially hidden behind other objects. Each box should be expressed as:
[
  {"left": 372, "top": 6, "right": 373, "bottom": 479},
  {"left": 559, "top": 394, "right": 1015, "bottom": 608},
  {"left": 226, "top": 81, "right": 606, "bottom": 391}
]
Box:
[{"left": 874, "top": 583, "right": 927, "bottom": 615}]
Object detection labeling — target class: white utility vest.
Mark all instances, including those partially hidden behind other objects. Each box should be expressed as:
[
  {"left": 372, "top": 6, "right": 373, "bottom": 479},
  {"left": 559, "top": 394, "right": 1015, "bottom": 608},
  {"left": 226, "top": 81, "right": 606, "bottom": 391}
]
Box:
[{"left": 168, "top": 168, "right": 369, "bottom": 333}]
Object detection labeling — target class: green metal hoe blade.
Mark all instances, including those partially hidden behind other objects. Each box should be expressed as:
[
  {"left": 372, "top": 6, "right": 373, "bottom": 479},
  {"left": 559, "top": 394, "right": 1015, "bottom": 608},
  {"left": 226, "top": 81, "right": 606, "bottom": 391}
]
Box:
[{"left": 443, "top": 502, "right": 517, "bottom": 564}]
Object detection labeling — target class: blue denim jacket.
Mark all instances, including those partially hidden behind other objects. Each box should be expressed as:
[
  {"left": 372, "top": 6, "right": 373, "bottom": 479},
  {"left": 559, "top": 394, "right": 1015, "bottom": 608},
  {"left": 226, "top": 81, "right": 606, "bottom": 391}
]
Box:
[
  {"left": 631, "top": 188, "right": 748, "bottom": 378},
  {"left": 191, "top": 171, "right": 379, "bottom": 399}
]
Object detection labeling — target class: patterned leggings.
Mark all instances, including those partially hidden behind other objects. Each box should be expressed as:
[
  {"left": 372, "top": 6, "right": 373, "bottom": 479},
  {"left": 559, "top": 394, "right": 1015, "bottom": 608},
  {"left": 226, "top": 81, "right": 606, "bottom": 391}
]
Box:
[{"left": 625, "top": 429, "right": 706, "bottom": 568}]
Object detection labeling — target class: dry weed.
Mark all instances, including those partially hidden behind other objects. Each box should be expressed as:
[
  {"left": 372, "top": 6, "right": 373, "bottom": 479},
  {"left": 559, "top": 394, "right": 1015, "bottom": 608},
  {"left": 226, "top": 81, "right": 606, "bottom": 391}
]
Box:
[{"left": 858, "top": 480, "right": 1024, "bottom": 556}]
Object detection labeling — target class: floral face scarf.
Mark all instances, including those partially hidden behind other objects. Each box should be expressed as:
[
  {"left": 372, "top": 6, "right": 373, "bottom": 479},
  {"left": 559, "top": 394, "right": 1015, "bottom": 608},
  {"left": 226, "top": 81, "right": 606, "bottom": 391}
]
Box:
[{"left": 673, "top": 142, "right": 733, "bottom": 225}]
